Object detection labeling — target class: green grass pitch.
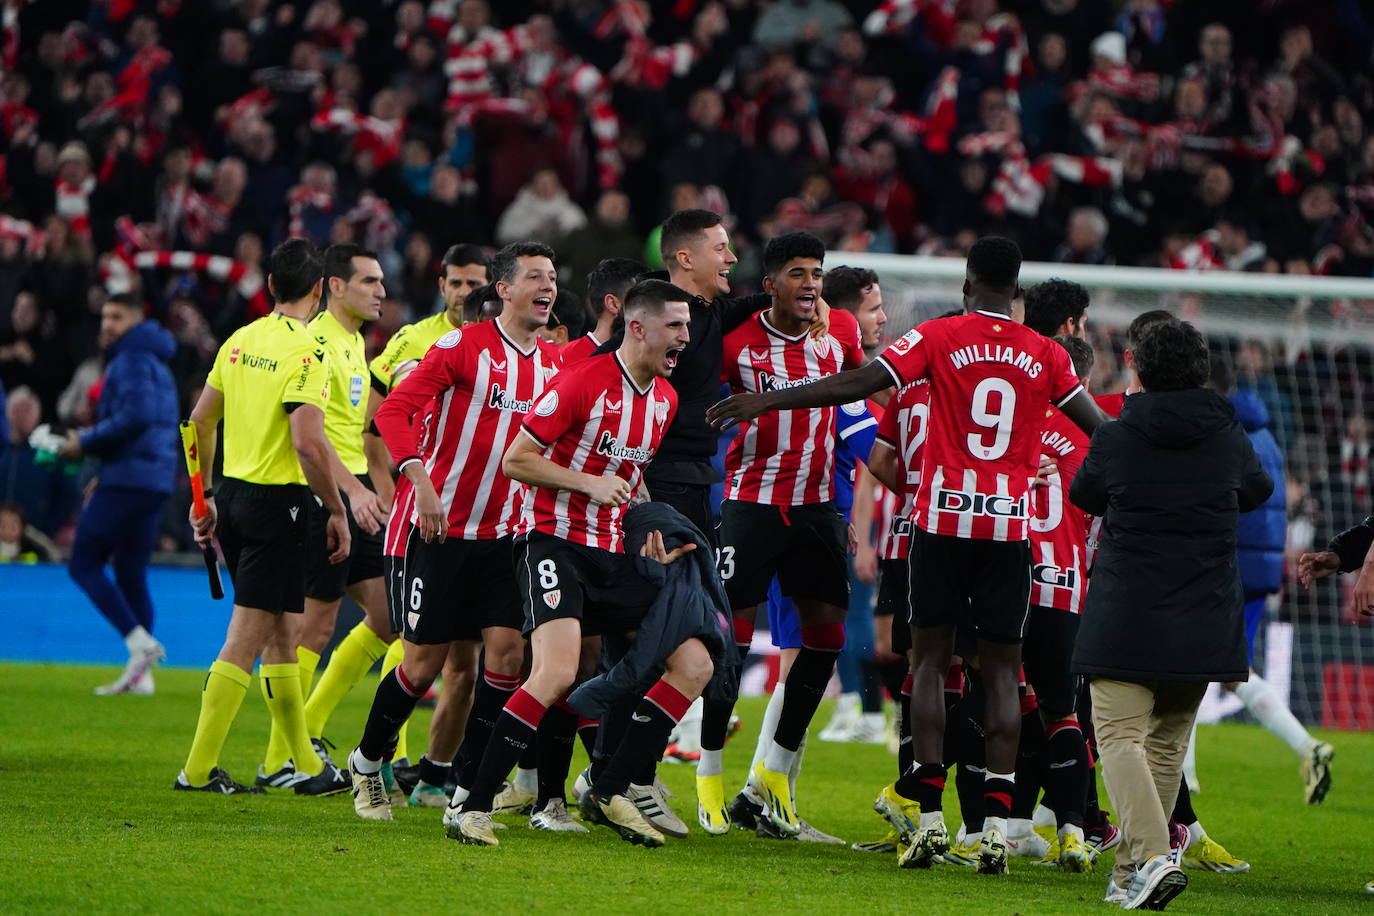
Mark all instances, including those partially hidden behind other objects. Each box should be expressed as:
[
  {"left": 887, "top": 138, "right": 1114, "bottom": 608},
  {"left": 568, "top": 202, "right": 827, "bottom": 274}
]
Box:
[{"left": 2, "top": 662, "right": 1370, "bottom": 914}]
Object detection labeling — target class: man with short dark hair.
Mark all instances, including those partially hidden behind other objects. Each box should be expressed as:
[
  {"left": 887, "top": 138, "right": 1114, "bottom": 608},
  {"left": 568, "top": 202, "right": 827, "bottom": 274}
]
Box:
[
  {"left": 1023, "top": 279, "right": 1089, "bottom": 339},
  {"left": 822, "top": 266, "right": 886, "bottom": 351},
  {"left": 562, "top": 257, "right": 645, "bottom": 364},
  {"left": 63, "top": 294, "right": 179, "bottom": 695},
  {"left": 1071, "top": 318, "right": 1272, "bottom": 909},
  {"left": 177, "top": 238, "right": 351, "bottom": 796}
]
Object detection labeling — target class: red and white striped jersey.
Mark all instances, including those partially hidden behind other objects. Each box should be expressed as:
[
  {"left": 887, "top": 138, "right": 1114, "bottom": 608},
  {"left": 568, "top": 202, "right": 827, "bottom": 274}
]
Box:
[
  {"left": 875, "top": 311, "right": 1082, "bottom": 542},
  {"left": 721, "top": 308, "right": 863, "bottom": 506},
  {"left": 874, "top": 380, "right": 930, "bottom": 560},
  {"left": 559, "top": 331, "right": 603, "bottom": 365},
  {"left": 373, "top": 320, "right": 560, "bottom": 541},
  {"left": 1030, "top": 407, "right": 1091, "bottom": 614},
  {"left": 519, "top": 352, "right": 677, "bottom": 552}
]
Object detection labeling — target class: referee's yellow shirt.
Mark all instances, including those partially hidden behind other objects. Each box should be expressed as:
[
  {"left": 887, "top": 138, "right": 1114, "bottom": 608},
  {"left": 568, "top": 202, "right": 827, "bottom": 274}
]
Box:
[
  {"left": 207, "top": 312, "right": 329, "bottom": 486},
  {"left": 369, "top": 309, "right": 457, "bottom": 394},
  {"left": 311, "top": 309, "right": 369, "bottom": 475}
]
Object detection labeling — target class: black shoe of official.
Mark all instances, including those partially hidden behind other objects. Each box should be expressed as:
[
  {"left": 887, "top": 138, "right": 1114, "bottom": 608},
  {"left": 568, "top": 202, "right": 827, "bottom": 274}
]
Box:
[
  {"left": 175, "top": 767, "right": 266, "bottom": 795},
  {"left": 293, "top": 763, "right": 350, "bottom": 796},
  {"left": 311, "top": 736, "right": 340, "bottom": 770}
]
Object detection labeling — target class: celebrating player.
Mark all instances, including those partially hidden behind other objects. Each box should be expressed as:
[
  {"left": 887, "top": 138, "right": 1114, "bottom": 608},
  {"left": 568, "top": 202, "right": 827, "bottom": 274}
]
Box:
[
  {"left": 706, "top": 236, "right": 1109, "bottom": 873},
  {"left": 347, "top": 241, "right": 561, "bottom": 821}
]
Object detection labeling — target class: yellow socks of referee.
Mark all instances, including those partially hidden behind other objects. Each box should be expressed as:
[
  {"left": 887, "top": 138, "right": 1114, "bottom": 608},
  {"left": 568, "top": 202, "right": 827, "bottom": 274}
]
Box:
[
  {"left": 380, "top": 638, "right": 410, "bottom": 762},
  {"left": 184, "top": 660, "right": 251, "bottom": 785},
  {"left": 263, "top": 648, "right": 321, "bottom": 773},
  {"left": 260, "top": 663, "right": 323, "bottom": 777},
  {"left": 305, "top": 623, "right": 390, "bottom": 736}
]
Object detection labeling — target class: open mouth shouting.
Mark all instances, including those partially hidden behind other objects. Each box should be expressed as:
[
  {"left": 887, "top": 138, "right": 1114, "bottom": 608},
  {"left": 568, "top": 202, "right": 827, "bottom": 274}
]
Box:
[
  {"left": 531, "top": 294, "right": 553, "bottom": 320},
  {"left": 663, "top": 345, "right": 685, "bottom": 373}
]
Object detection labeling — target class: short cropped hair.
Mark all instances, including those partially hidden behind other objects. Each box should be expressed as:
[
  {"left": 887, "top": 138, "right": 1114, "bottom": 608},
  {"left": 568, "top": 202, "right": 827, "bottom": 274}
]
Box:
[
  {"left": 1134, "top": 319, "right": 1209, "bottom": 392},
  {"left": 1024, "top": 279, "right": 1089, "bottom": 337},
  {"left": 966, "top": 235, "right": 1021, "bottom": 290},
  {"left": 490, "top": 241, "right": 555, "bottom": 286},
  {"left": 623, "top": 279, "right": 693, "bottom": 319},
  {"left": 442, "top": 243, "right": 490, "bottom": 272},
  {"left": 822, "top": 266, "right": 879, "bottom": 312},
  {"left": 587, "top": 258, "right": 646, "bottom": 317},
  {"left": 1127, "top": 309, "right": 1173, "bottom": 347},
  {"left": 551, "top": 289, "right": 592, "bottom": 338},
  {"left": 268, "top": 238, "right": 323, "bottom": 303},
  {"left": 1054, "top": 334, "right": 1095, "bottom": 382},
  {"left": 659, "top": 209, "right": 721, "bottom": 264},
  {"left": 763, "top": 231, "right": 826, "bottom": 276},
  {"left": 463, "top": 283, "right": 500, "bottom": 323},
  {"left": 323, "top": 243, "right": 378, "bottom": 283}
]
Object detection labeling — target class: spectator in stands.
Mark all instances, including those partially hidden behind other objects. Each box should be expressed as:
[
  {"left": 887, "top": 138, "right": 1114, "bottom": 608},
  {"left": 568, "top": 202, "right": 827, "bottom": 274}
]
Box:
[
  {"left": 1054, "top": 207, "right": 1113, "bottom": 265},
  {"left": 0, "top": 385, "right": 79, "bottom": 538},
  {"left": 557, "top": 189, "right": 641, "bottom": 288},
  {"left": 0, "top": 502, "right": 54, "bottom": 564},
  {"left": 495, "top": 167, "right": 587, "bottom": 246},
  {"left": 61, "top": 295, "right": 179, "bottom": 696}
]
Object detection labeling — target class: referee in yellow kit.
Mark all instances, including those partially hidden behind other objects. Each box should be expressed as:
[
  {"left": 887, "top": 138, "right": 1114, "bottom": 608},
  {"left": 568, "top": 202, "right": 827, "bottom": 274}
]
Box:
[{"left": 176, "top": 238, "right": 352, "bottom": 795}]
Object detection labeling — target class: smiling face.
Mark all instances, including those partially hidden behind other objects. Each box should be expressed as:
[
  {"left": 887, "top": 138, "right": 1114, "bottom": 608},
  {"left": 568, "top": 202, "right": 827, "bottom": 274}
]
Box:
[
  {"left": 440, "top": 262, "right": 489, "bottom": 326},
  {"left": 499, "top": 255, "right": 557, "bottom": 332},
  {"left": 765, "top": 257, "right": 824, "bottom": 327},
  {"left": 681, "top": 223, "right": 737, "bottom": 296},
  {"left": 631, "top": 300, "right": 692, "bottom": 378},
  {"left": 854, "top": 283, "right": 887, "bottom": 348},
  {"left": 331, "top": 256, "right": 385, "bottom": 324}
]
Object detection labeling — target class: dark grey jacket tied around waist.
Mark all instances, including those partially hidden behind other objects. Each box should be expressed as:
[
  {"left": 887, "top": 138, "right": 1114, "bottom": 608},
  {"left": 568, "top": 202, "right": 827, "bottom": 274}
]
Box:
[{"left": 568, "top": 502, "right": 739, "bottom": 718}]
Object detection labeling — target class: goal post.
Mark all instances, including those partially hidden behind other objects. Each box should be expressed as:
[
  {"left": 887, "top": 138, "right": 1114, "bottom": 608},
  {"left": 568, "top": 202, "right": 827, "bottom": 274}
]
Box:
[{"left": 830, "top": 251, "right": 1374, "bottom": 731}]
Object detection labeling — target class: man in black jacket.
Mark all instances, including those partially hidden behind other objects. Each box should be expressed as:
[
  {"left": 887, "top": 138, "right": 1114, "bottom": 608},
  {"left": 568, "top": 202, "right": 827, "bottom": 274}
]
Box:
[{"left": 1070, "top": 319, "right": 1272, "bottom": 911}]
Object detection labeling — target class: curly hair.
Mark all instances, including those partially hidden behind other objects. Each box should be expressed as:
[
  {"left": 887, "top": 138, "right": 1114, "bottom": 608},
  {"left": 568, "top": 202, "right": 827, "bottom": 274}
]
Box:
[
  {"left": 1133, "top": 318, "right": 1209, "bottom": 391},
  {"left": 1024, "top": 279, "right": 1089, "bottom": 337},
  {"left": 762, "top": 231, "right": 826, "bottom": 276},
  {"left": 966, "top": 235, "right": 1021, "bottom": 290}
]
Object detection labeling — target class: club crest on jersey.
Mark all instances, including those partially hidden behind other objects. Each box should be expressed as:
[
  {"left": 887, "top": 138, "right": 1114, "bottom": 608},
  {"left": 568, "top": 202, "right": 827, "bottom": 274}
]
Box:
[
  {"left": 350, "top": 374, "right": 363, "bottom": 406},
  {"left": 543, "top": 589, "right": 561, "bottom": 609},
  {"left": 654, "top": 400, "right": 669, "bottom": 425},
  {"left": 1033, "top": 564, "right": 1077, "bottom": 589},
  {"left": 890, "top": 329, "right": 922, "bottom": 354},
  {"left": 935, "top": 490, "right": 1027, "bottom": 519},
  {"left": 533, "top": 391, "right": 558, "bottom": 416},
  {"left": 435, "top": 329, "right": 462, "bottom": 349},
  {"left": 408, "top": 612, "right": 420, "bottom": 630}
]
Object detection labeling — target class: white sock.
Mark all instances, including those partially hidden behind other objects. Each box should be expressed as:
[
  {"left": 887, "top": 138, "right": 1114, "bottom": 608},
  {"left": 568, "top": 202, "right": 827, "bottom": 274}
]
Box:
[
  {"left": 750, "top": 685, "right": 787, "bottom": 770},
  {"left": 124, "top": 625, "right": 157, "bottom": 654},
  {"left": 449, "top": 784, "right": 470, "bottom": 806},
  {"left": 514, "top": 766, "right": 538, "bottom": 793},
  {"left": 984, "top": 815, "right": 1008, "bottom": 837},
  {"left": 1234, "top": 676, "right": 1316, "bottom": 756},
  {"left": 763, "top": 739, "right": 798, "bottom": 775},
  {"left": 919, "top": 810, "right": 945, "bottom": 829},
  {"left": 673, "top": 697, "right": 704, "bottom": 753},
  {"left": 788, "top": 730, "right": 806, "bottom": 799},
  {"left": 1186, "top": 820, "right": 1206, "bottom": 848},
  {"left": 350, "top": 748, "right": 382, "bottom": 776},
  {"left": 1059, "top": 823, "right": 1084, "bottom": 841},
  {"left": 1182, "top": 720, "right": 1198, "bottom": 786},
  {"left": 1007, "top": 817, "right": 1033, "bottom": 838},
  {"left": 1032, "top": 803, "right": 1056, "bottom": 829},
  {"left": 697, "top": 748, "right": 723, "bottom": 779}
]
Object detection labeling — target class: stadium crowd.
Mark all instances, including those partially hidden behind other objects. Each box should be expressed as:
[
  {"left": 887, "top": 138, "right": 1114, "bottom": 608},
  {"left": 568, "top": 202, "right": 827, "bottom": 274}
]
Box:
[{"left": 3, "top": 1, "right": 1374, "bottom": 550}]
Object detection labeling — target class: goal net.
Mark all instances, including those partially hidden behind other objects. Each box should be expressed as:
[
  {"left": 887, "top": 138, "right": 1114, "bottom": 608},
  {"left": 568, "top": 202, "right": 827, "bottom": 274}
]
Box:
[{"left": 831, "top": 252, "right": 1374, "bottom": 732}]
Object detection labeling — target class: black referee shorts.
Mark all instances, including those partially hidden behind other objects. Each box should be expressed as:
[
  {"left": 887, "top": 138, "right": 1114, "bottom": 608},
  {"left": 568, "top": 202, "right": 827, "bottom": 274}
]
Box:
[
  {"left": 216, "top": 478, "right": 310, "bottom": 614},
  {"left": 305, "top": 474, "right": 385, "bottom": 602},
  {"left": 908, "top": 529, "right": 1032, "bottom": 644}
]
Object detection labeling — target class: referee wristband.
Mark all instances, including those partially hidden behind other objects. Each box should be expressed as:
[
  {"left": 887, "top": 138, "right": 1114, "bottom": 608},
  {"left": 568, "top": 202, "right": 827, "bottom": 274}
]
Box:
[{"left": 201, "top": 487, "right": 215, "bottom": 499}]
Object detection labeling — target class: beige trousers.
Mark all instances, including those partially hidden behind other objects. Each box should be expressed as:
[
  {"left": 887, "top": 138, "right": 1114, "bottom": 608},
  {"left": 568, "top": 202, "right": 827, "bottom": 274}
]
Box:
[{"left": 1089, "top": 677, "right": 1207, "bottom": 885}]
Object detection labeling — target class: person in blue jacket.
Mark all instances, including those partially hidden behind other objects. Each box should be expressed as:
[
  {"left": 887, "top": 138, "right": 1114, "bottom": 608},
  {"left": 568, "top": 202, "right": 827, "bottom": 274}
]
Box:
[
  {"left": 1206, "top": 357, "right": 1334, "bottom": 804},
  {"left": 60, "top": 295, "right": 180, "bottom": 696}
]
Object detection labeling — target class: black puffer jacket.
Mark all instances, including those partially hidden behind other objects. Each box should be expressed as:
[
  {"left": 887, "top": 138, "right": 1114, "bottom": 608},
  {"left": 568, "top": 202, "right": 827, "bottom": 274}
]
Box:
[
  {"left": 1070, "top": 388, "right": 1274, "bottom": 683},
  {"left": 568, "top": 502, "right": 738, "bottom": 717}
]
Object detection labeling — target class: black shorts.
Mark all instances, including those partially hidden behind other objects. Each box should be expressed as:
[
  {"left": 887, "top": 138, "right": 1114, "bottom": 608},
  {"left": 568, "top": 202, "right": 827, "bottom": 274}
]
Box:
[
  {"left": 305, "top": 474, "right": 385, "bottom": 601},
  {"left": 716, "top": 499, "right": 849, "bottom": 611},
  {"left": 643, "top": 471, "right": 717, "bottom": 547},
  {"left": 1021, "top": 606, "right": 1080, "bottom": 716},
  {"left": 515, "top": 531, "right": 659, "bottom": 636},
  {"left": 908, "top": 530, "right": 1032, "bottom": 643},
  {"left": 876, "top": 557, "right": 912, "bottom": 655},
  {"left": 216, "top": 478, "right": 309, "bottom": 614},
  {"left": 395, "top": 532, "right": 523, "bottom": 645}
]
